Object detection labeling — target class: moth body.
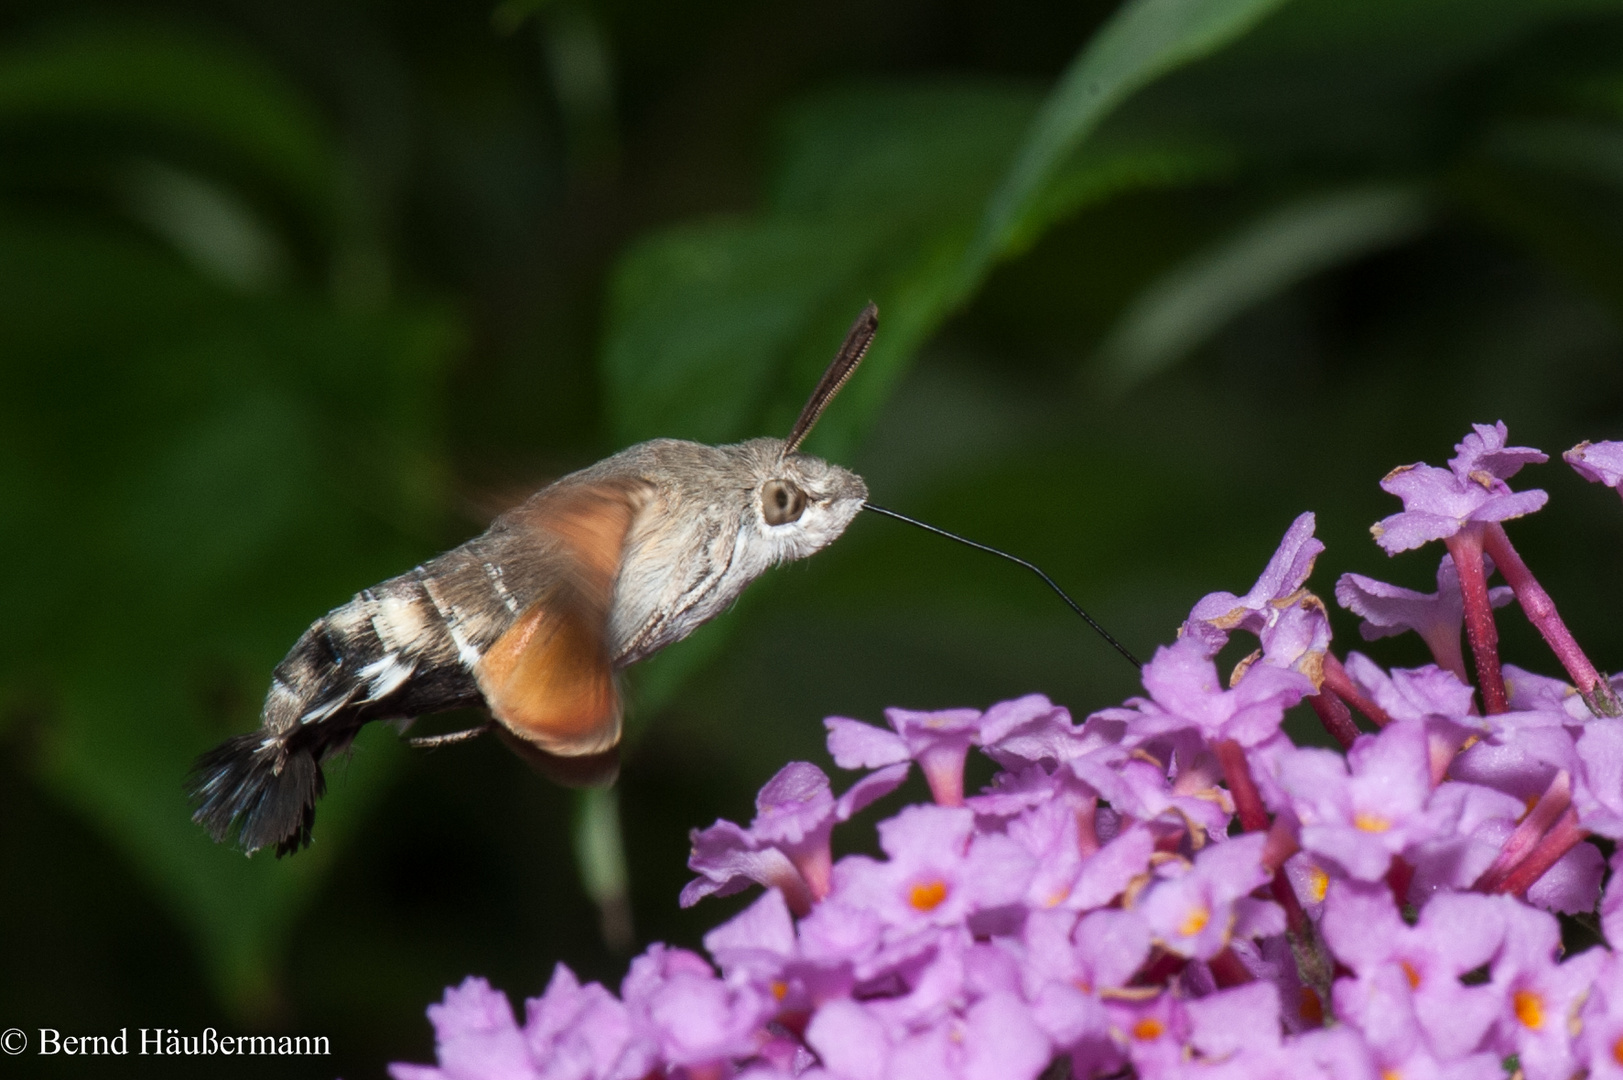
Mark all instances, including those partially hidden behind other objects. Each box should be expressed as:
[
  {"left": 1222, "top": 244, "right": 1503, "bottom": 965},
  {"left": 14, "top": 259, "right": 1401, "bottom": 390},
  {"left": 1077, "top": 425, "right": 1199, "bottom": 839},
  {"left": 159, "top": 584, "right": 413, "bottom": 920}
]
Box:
[{"left": 190, "top": 307, "right": 878, "bottom": 855}]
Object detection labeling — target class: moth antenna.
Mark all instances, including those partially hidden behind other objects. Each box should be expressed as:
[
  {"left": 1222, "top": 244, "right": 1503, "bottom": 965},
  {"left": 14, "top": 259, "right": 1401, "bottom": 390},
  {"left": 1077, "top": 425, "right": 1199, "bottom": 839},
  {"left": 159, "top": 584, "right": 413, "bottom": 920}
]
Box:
[
  {"left": 862, "top": 503, "right": 1142, "bottom": 669},
  {"left": 784, "top": 302, "right": 879, "bottom": 455}
]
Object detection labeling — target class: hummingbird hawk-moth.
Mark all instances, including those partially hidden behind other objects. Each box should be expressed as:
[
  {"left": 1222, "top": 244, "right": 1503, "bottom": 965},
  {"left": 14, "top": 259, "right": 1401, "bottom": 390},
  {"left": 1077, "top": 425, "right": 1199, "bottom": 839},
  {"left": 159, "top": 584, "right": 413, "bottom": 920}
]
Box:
[{"left": 189, "top": 305, "right": 879, "bottom": 856}]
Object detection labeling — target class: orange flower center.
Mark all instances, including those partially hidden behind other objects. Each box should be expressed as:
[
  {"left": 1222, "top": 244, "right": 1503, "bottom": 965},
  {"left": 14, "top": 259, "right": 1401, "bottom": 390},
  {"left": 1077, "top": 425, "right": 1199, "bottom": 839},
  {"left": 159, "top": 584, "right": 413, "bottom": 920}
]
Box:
[
  {"left": 1307, "top": 867, "right": 1329, "bottom": 903},
  {"left": 1514, "top": 989, "right": 1544, "bottom": 1030},
  {"left": 1354, "top": 812, "right": 1391, "bottom": 833},
  {"left": 909, "top": 880, "right": 948, "bottom": 911},
  {"left": 770, "top": 981, "right": 788, "bottom": 1001},
  {"left": 1611, "top": 1035, "right": 1623, "bottom": 1066},
  {"left": 1131, "top": 1018, "right": 1165, "bottom": 1041},
  {"left": 1178, "top": 905, "right": 1211, "bottom": 937},
  {"left": 1401, "top": 961, "right": 1421, "bottom": 989}
]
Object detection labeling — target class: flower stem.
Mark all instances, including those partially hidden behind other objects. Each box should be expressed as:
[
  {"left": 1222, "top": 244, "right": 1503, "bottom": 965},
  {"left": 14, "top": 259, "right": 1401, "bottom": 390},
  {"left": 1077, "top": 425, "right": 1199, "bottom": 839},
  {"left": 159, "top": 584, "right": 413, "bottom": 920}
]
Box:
[
  {"left": 791, "top": 845, "right": 834, "bottom": 903},
  {"left": 1320, "top": 653, "right": 1391, "bottom": 728},
  {"left": 1215, "top": 739, "right": 1269, "bottom": 833},
  {"left": 1261, "top": 818, "right": 1300, "bottom": 873},
  {"left": 1444, "top": 527, "right": 1508, "bottom": 715},
  {"left": 1493, "top": 807, "right": 1587, "bottom": 898},
  {"left": 1385, "top": 857, "right": 1413, "bottom": 908},
  {"left": 1306, "top": 690, "right": 1360, "bottom": 750},
  {"left": 1076, "top": 800, "right": 1101, "bottom": 857},
  {"left": 1272, "top": 870, "right": 1308, "bottom": 935},
  {"left": 1418, "top": 623, "right": 1471, "bottom": 686},
  {"left": 1483, "top": 524, "right": 1621, "bottom": 717},
  {"left": 1209, "top": 948, "right": 1254, "bottom": 988},
  {"left": 917, "top": 744, "right": 969, "bottom": 807},
  {"left": 1134, "top": 950, "right": 1188, "bottom": 988},
  {"left": 1426, "top": 726, "right": 1469, "bottom": 788},
  {"left": 1474, "top": 770, "right": 1570, "bottom": 892}
]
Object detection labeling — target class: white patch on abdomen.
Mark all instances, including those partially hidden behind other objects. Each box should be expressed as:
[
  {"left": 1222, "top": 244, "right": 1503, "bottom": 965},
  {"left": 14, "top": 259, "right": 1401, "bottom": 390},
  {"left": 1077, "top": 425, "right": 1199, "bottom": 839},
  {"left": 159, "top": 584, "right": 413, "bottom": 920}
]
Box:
[
  {"left": 357, "top": 654, "right": 416, "bottom": 701},
  {"left": 371, "top": 594, "right": 433, "bottom": 653},
  {"left": 419, "top": 578, "right": 485, "bottom": 670}
]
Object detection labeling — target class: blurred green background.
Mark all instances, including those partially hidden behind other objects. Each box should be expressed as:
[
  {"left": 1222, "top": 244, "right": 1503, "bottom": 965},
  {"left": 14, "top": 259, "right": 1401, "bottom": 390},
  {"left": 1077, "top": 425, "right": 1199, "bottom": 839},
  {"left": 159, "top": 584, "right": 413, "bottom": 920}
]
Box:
[{"left": 5, "top": 0, "right": 1623, "bottom": 1075}]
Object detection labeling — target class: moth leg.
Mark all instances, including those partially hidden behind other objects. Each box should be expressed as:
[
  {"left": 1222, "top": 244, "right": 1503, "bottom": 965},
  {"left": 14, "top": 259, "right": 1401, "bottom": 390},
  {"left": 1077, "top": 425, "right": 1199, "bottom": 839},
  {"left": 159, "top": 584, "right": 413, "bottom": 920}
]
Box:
[{"left": 406, "top": 721, "right": 495, "bottom": 749}]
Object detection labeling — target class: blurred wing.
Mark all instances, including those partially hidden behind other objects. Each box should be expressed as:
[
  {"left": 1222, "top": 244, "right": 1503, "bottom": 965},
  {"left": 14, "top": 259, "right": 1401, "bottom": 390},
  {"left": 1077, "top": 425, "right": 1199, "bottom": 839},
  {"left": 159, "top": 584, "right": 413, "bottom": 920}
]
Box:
[{"left": 475, "top": 481, "right": 647, "bottom": 756}]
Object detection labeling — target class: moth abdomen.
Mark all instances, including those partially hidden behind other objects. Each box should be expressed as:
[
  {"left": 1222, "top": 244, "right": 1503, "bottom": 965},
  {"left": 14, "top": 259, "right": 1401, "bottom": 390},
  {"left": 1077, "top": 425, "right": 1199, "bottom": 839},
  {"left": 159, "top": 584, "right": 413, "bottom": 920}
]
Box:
[{"left": 188, "top": 575, "right": 482, "bottom": 855}]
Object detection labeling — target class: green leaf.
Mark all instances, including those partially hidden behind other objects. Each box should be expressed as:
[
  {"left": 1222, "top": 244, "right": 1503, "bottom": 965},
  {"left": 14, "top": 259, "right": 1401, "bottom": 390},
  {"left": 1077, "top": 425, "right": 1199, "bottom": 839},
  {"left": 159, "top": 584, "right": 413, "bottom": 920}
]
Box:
[
  {"left": 603, "top": 83, "right": 1231, "bottom": 460},
  {"left": 966, "top": 0, "right": 1295, "bottom": 278},
  {"left": 605, "top": 0, "right": 1297, "bottom": 457},
  {"left": 119, "top": 160, "right": 294, "bottom": 292},
  {"left": 1095, "top": 185, "right": 1431, "bottom": 389},
  {"left": 604, "top": 215, "right": 878, "bottom": 447}
]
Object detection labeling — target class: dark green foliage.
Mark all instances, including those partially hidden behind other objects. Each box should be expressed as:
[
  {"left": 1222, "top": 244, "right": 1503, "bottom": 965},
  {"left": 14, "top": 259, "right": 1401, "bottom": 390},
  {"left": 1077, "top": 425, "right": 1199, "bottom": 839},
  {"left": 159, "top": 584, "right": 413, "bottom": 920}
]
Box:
[{"left": 4, "top": 0, "right": 1623, "bottom": 1076}]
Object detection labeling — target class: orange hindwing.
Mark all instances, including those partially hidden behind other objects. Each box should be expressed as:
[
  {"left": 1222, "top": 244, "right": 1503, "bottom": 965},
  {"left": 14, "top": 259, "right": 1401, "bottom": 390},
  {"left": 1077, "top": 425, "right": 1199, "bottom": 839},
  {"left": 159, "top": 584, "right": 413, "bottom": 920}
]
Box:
[{"left": 474, "top": 481, "right": 648, "bottom": 756}]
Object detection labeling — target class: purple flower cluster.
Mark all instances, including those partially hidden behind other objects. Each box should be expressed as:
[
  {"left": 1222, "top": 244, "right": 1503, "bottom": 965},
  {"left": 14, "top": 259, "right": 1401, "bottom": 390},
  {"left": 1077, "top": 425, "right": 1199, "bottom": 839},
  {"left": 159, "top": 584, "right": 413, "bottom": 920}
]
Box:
[{"left": 393, "top": 429, "right": 1623, "bottom": 1080}]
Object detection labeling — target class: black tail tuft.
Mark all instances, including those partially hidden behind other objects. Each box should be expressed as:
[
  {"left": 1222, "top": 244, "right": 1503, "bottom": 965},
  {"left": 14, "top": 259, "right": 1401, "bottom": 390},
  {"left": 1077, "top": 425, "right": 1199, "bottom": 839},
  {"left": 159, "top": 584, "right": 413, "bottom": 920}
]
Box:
[{"left": 187, "top": 734, "right": 326, "bottom": 857}]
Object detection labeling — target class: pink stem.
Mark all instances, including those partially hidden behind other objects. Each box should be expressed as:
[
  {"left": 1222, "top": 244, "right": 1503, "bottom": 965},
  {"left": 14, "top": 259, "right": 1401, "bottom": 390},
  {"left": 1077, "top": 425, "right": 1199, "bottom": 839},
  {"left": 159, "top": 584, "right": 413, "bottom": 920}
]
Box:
[
  {"left": 1494, "top": 807, "right": 1587, "bottom": 898},
  {"left": 1209, "top": 947, "right": 1255, "bottom": 988},
  {"left": 1417, "top": 624, "right": 1471, "bottom": 686},
  {"left": 1261, "top": 818, "right": 1300, "bottom": 873},
  {"left": 1321, "top": 653, "right": 1392, "bottom": 728},
  {"left": 1473, "top": 770, "right": 1571, "bottom": 892},
  {"left": 791, "top": 844, "right": 834, "bottom": 903},
  {"left": 917, "top": 744, "right": 969, "bottom": 807},
  {"left": 1384, "top": 858, "right": 1413, "bottom": 908},
  {"left": 1214, "top": 740, "right": 1306, "bottom": 932},
  {"left": 769, "top": 866, "right": 816, "bottom": 918},
  {"left": 1426, "top": 725, "right": 1469, "bottom": 787},
  {"left": 1445, "top": 527, "right": 1508, "bottom": 714},
  {"left": 1483, "top": 524, "right": 1621, "bottom": 717},
  {"left": 1135, "top": 950, "right": 1187, "bottom": 988},
  {"left": 1271, "top": 869, "right": 1308, "bottom": 935},
  {"left": 1215, "top": 739, "right": 1269, "bottom": 833},
  {"left": 1076, "top": 801, "right": 1101, "bottom": 858},
  {"left": 1307, "top": 690, "right": 1360, "bottom": 750}
]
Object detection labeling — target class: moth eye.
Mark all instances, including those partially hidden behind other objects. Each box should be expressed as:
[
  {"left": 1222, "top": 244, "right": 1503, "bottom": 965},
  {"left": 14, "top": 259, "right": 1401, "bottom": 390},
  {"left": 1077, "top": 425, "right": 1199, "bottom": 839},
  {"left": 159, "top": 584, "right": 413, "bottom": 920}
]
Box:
[{"left": 762, "top": 479, "right": 806, "bottom": 526}]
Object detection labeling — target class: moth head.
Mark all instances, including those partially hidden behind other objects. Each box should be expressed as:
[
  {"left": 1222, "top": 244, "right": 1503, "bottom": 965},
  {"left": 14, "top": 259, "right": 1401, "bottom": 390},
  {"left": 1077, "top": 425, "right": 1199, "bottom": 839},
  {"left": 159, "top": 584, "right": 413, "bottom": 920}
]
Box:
[
  {"left": 748, "top": 302, "right": 878, "bottom": 558},
  {"left": 748, "top": 443, "right": 868, "bottom": 561}
]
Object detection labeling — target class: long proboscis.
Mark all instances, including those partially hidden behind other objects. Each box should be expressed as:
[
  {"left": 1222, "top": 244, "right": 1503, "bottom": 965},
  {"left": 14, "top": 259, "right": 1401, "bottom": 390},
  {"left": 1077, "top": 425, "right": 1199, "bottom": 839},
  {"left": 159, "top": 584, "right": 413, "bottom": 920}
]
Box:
[
  {"left": 785, "top": 302, "right": 879, "bottom": 455},
  {"left": 862, "top": 503, "right": 1142, "bottom": 670}
]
